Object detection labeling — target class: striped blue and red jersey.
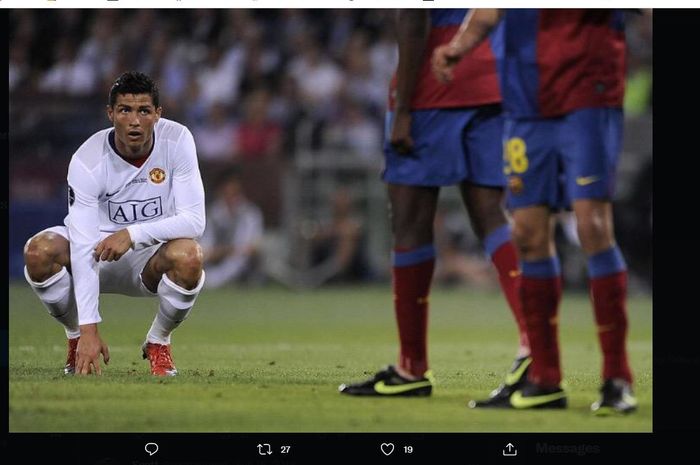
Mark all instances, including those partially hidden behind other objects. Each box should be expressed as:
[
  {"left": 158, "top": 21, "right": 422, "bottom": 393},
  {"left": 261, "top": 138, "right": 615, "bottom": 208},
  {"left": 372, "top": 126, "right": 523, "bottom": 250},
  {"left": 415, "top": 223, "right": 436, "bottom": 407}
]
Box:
[
  {"left": 501, "top": 9, "right": 626, "bottom": 119},
  {"left": 388, "top": 9, "right": 502, "bottom": 111}
]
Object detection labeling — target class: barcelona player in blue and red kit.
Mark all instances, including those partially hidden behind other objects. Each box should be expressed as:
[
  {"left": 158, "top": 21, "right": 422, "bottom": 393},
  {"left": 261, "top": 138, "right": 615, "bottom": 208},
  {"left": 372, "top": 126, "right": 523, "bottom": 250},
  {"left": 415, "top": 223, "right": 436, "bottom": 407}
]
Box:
[
  {"left": 340, "top": 9, "right": 531, "bottom": 397},
  {"left": 434, "top": 9, "right": 637, "bottom": 414}
]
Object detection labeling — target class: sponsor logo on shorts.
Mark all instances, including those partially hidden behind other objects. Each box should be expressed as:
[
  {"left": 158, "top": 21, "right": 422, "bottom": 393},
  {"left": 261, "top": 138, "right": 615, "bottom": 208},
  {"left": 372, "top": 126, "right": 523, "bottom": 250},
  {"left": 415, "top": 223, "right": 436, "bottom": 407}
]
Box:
[{"left": 575, "top": 175, "right": 601, "bottom": 186}]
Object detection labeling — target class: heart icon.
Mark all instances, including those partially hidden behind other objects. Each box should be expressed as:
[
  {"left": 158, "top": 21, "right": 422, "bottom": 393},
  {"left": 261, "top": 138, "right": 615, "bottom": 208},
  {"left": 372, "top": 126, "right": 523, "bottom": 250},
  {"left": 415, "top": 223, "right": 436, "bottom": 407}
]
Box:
[{"left": 380, "top": 443, "right": 395, "bottom": 456}]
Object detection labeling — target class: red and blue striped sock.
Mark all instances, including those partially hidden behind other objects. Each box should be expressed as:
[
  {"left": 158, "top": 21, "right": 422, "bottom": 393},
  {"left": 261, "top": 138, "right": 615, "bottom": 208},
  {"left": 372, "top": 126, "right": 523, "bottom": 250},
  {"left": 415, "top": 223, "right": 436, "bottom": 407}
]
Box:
[
  {"left": 588, "top": 246, "right": 632, "bottom": 384},
  {"left": 392, "top": 244, "right": 436, "bottom": 378},
  {"left": 484, "top": 224, "right": 528, "bottom": 352},
  {"left": 521, "top": 257, "right": 563, "bottom": 388}
]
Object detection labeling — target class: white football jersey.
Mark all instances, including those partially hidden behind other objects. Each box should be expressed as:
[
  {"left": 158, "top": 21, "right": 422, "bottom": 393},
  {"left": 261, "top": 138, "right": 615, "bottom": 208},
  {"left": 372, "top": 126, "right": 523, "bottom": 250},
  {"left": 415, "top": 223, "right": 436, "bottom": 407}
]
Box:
[{"left": 66, "top": 117, "right": 205, "bottom": 324}]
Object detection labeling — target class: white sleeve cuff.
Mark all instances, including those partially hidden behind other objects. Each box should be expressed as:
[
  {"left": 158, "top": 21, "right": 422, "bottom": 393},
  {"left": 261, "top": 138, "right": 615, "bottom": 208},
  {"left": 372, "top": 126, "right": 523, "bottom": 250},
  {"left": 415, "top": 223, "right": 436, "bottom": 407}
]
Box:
[
  {"left": 126, "top": 224, "right": 150, "bottom": 250},
  {"left": 78, "top": 315, "right": 103, "bottom": 326}
]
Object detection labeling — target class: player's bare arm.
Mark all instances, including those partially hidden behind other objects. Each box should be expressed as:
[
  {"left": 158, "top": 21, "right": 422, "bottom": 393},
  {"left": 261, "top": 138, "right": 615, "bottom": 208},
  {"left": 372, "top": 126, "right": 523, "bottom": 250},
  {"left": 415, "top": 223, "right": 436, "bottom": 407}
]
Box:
[
  {"left": 75, "top": 323, "right": 110, "bottom": 375},
  {"left": 432, "top": 8, "right": 503, "bottom": 83},
  {"left": 391, "top": 10, "right": 430, "bottom": 155},
  {"left": 94, "top": 229, "right": 133, "bottom": 262}
]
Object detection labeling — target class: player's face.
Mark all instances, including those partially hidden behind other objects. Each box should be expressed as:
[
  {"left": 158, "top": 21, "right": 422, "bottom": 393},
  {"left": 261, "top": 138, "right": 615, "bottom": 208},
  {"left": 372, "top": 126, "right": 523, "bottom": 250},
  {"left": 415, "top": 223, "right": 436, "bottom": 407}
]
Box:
[{"left": 107, "top": 93, "right": 162, "bottom": 159}]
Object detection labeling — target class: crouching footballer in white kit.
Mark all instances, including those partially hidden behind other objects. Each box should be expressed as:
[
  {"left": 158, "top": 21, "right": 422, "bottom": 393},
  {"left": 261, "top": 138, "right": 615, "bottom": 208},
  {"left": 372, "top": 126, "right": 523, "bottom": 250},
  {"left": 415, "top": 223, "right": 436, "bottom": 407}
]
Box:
[{"left": 23, "top": 71, "right": 206, "bottom": 376}]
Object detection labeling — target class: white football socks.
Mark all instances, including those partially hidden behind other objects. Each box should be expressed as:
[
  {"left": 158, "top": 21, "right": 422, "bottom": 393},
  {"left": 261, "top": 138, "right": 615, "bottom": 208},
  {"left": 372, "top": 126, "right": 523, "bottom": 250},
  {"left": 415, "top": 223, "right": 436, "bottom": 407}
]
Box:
[
  {"left": 146, "top": 271, "right": 205, "bottom": 345},
  {"left": 24, "top": 266, "right": 80, "bottom": 339}
]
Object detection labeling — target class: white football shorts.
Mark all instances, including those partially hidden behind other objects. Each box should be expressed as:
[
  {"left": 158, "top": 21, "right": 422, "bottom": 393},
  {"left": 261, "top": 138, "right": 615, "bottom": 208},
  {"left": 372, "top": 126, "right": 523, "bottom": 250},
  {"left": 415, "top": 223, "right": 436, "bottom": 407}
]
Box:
[{"left": 38, "top": 226, "right": 163, "bottom": 297}]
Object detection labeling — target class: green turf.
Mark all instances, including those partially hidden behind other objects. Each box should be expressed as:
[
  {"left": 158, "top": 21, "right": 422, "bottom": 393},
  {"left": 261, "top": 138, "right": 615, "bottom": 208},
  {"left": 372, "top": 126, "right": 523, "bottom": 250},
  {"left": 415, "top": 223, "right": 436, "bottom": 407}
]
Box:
[{"left": 9, "top": 282, "right": 652, "bottom": 432}]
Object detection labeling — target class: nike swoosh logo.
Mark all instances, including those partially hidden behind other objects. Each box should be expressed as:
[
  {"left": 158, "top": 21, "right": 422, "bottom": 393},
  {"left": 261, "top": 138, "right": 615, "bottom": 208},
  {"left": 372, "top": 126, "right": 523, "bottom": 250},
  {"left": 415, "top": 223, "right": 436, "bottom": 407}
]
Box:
[
  {"left": 105, "top": 191, "right": 120, "bottom": 197},
  {"left": 505, "top": 358, "right": 532, "bottom": 386},
  {"left": 575, "top": 175, "right": 601, "bottom": 186},
  {"left": 510, "top": 389, "right": 566, "bottom": 409},
  {"left": 374, "top": 380, "right": 432, "bottom": 395}
]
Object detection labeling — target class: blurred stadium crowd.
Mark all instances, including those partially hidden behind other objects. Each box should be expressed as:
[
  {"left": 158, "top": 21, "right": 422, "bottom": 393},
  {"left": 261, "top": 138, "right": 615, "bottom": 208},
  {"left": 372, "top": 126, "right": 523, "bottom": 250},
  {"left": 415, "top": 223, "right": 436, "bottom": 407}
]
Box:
[{"left": 8, "top": 9, "right": 653, "bottom": 290}]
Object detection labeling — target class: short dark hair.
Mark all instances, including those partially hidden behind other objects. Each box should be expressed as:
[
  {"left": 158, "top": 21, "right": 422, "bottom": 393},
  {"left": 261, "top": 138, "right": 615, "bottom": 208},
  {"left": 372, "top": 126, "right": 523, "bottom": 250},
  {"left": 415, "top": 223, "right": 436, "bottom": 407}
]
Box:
[{"left": 108, "top": 71, "right": 160, "bottom": 108}]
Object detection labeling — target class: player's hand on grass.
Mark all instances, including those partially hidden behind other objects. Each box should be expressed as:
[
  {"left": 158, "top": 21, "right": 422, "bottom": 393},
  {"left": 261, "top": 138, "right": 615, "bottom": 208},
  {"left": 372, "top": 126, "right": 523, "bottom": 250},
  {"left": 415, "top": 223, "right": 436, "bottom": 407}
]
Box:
[
  {"left": 94, "top": 229, "right": 133, "bottom": 262},
  {"left": 76, "top": 324, "right": 110, "bottom": 375},
  {"left": 432, "top": 44, "right": 463, "bottom": 83},
  {"left": 390, "top": 111, "right": 414, "bottom": 155}
]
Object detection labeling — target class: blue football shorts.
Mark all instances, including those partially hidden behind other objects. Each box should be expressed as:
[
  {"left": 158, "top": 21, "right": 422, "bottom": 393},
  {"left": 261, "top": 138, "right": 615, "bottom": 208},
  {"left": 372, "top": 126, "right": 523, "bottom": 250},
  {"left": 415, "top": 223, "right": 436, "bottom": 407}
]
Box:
[
  {"left": 382, "top": 105, "right": 505, "bottom": 188},
  {"left": 503, "top": 107, "right": 623, "bottom": 210}
]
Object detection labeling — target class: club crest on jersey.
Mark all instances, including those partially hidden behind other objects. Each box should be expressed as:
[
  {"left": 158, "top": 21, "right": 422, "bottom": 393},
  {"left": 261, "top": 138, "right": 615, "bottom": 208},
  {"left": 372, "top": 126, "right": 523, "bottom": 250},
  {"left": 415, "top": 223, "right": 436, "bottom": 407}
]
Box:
[
  {"left": 108, "top": 197, "right": 163, "bottom": 224},
  {"left": 149, "top": 167, "right": 166, "bottom": 184},
  {"left": 508, "top": 176, "right": 524, "bottom": 195}
]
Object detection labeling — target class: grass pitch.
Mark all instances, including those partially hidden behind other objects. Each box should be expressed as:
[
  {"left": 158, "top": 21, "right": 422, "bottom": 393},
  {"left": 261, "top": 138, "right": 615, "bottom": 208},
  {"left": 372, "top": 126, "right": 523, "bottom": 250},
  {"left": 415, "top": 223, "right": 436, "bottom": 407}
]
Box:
[{"left": 9, "top": 282, "right": 651, "bottom": 432}]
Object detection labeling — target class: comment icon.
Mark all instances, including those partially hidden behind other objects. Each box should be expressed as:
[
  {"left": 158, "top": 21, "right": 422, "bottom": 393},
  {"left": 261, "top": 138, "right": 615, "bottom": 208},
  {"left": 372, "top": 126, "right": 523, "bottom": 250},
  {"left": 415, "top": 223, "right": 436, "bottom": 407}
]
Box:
[{"left": 145, "top": 442, "right": 159, "bottom": 456}]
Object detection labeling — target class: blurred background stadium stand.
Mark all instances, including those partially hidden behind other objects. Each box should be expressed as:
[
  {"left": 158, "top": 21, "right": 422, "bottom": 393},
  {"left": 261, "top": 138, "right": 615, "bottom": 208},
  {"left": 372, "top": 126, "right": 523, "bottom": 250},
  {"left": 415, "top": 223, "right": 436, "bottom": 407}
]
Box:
[{"left": 8, "top": 9, "right": 652, "bottom": 292}]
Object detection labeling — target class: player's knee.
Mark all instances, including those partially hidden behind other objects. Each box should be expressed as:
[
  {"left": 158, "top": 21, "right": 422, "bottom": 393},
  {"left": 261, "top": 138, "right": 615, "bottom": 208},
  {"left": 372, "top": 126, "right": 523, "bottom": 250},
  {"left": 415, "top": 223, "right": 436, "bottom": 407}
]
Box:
[
  {"left": 576, "top": 215, "right": 613, "bottom": 253},
  {"left": 391, "top": 211, "right": 434, "bottom": 248},
  {"left": 573, "top": 199, "right": 615, "bottom": 253},
  {"left": 461, "top": 184, "right": 507, "bottom": 240},
  {"left": 469, "top": 209, "right": 507, "bottom": 241},
  {"left": 512, "top": 222, "right": 548, "bottom": 257},
  {"left": 24, "top": 234, "right": 63, "bottom": 281},
  {"left": 163, "top": 239, "right": 203, "bottom": 288},
  {"left": 393, "top": 226, "right": 433, "bottom": 249}
]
